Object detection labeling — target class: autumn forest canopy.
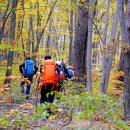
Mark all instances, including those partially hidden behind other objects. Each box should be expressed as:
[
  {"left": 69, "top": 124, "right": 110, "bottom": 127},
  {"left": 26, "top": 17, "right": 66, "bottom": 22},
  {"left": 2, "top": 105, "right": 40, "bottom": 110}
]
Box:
[{"left": 1, "top": 0, "right": 130, "bottom": 129}]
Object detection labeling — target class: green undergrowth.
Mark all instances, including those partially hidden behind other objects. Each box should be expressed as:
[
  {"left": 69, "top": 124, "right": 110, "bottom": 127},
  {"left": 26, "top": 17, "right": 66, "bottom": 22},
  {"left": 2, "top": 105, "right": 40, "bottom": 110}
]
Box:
[{"left": 0, "top": 78, "right": 129, "bottom": 129}]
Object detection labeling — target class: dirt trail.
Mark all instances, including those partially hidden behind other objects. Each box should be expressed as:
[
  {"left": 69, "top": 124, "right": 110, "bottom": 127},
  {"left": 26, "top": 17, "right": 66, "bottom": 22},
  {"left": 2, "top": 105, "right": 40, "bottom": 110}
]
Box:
[{"left": 0, "top": 91, "right": 72, "bottom": 129}]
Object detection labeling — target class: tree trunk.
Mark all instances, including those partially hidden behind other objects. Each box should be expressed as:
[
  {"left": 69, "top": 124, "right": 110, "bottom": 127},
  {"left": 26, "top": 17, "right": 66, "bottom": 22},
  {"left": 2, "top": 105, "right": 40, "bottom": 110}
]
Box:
[
  {"left": 35, "top": 0, "right": 41, "bottom": 56},
  {"left": 100, "top": 0, "right": 119, "bottom": 93},
  {"left": 0, "top": 0, "right": 11, "bottom": 43},
  {"left": 74, "top": 0, "right": 89, "bottom": 77},
  {"left": 33, "top": 0, "right": 57, "bottom": 61},
  {"left": 69, "top": 2, "right": 74, "bottom": 66},
  {"left": 46, "top": 22, "right": 51, "bottom": 54},
  {"left": 100, "top": 0, "right": 110, "bottom": 93},
  {"left": 4, "top": 0, "right": 18, "bottom": 84},
  {"left": 118, "top": 0, "right": 130, "bottom": 72},
  {"left": 29, "top": 3, "right": 35, "bottom": 55},
  {"left": 118, "top": 50, "right": 124, "bottom": 71},
  {"left": 86, "top": 0, "right": 96, "bottom": 92},
  {"left": 121, "top": 0, "right": 130, "bottom": 120},
  {"left": 21, "top": 0, "right": 26, "bottom": 58}
]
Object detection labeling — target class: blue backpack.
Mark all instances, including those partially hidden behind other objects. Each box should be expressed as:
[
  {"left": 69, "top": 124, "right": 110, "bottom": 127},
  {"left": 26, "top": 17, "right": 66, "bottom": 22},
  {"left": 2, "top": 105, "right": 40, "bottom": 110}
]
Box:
[
  {"left": 24, "top": 60, "right": 34, "bottom": 76},
  {"left": 68, "top": 69, "right": 73, "bottom": 79}
]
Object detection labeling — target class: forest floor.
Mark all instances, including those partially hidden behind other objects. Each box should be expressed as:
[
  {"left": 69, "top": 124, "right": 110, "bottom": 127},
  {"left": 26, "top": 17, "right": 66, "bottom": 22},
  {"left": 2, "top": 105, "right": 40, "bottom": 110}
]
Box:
[
  {"left": 0, "top": 73, "right": 128, "bottom": 129},
  {"left": 0, "top": 93, "right": 111, "bottom": 130}
]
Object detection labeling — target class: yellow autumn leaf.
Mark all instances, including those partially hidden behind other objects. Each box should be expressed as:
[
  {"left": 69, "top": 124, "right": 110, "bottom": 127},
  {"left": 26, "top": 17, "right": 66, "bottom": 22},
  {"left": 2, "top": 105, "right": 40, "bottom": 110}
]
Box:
[{"left": 49, "top": 114, "right": 58, "bottom": 120}]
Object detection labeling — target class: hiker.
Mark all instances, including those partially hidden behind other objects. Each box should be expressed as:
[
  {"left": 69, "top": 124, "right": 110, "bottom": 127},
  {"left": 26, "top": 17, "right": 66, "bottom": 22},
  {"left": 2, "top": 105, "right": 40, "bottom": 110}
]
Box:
[
  {"left": 67, "top": 66, "right": 75, "bottom": 79},
  {"left": 19, "top": 57, "right": 38, "bottom": 99},
  {"left": 37, "top": 55, "right": 61, "bottom": 104},
  {"left": 61, "top": 62, "right": 69, "bottom": 80},
  {"left": 56, "top": 61, "right": 75, "bottom": 80},
  {"left": 55, "top": 60, "right": 68, "bottom": 91}
]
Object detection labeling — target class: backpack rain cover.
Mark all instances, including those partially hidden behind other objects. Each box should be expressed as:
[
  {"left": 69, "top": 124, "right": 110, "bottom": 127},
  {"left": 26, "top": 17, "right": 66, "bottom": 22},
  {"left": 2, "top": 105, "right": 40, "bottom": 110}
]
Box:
[{"left": 24, "top": 60, "right": 34, "bottom": 76}]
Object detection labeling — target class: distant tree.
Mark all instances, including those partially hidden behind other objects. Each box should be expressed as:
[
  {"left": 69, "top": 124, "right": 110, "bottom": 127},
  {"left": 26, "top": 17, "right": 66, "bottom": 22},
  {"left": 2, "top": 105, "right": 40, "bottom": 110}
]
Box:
[
  {"left": 100, "top": 0, "right": 119, "bottom": 93},
  {"left": 4, "top": 0, "right": 18, "bottom": 84},
  {"left": 69, "top": 0, "right": 74, "bottom": 66},
  {"left": 21, "top": 0, "right": 26, "bottom": 57},
  {"left": 0, "top": 0, "right": 11, "bottom": 43},
  {"left": 86, "top": 0, "right": 97, "bottom": 92},
  {"left": 33, "top": 0, "right": 57, "bottom": 62},
  {"left": 99, "top": 0, "right": 110, "bottom": 93},
  {"left": 46, "top": 20, "right": 52, "bottom": 54}
]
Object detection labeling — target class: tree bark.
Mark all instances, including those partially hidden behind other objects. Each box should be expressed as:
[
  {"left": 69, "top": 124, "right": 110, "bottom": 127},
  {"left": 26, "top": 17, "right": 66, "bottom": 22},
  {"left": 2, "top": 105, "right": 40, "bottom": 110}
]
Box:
[
  {"left": 0, "top": 0, "right": 11, "bottom": 43},
  {"left": 100, "top": 0, "right": 119, "bottom": 93},
  {"left": 29, "top": 3, "right": 35, "bottom": 55},
  {"left": 120, "top": 0, "right": 130, "bottom": 120},
  {"left": 21, "top": 0, "right": 26, "bottom": 58},
  {"left": 4, "top": 0, "right": 18, "bottom": 84},
  {"left": 69, "top": 1, "right": 74, "bottom": 66},
  {"left": 74, "top": 0, "right": 89, "bottom": 77},
  {"left": 100, "top": 0, "right": 111, "bottom": 93},
  {"left": 118, "top": 0, "right": 130, "bottom": 72},
  {"left": 86, "top": 0, "right": 96, "bottom": 92},
  {"left": 46, "top": 21, "right": 51, "bottom": 54},
  {"left": 33, "top": 0, "right": 57, "bottom": 61}
]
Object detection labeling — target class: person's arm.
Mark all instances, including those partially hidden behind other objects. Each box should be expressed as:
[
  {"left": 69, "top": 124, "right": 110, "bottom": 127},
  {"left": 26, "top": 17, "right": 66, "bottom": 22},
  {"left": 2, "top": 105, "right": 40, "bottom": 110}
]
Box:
[
  {"left": 56, "top": 65, "right": 61, "bottom": 74},
  {"left": 39, "top": 65, "right": 45, "bottom": 75},
  {"left": 19, "top": 63, "right": 25, "bottom": 74},
  {"left": 63, "top": 66, "right": 68, "bottom": 74},
  {"left": 34, "top": 65, "right": 38, "bottom": 74}
]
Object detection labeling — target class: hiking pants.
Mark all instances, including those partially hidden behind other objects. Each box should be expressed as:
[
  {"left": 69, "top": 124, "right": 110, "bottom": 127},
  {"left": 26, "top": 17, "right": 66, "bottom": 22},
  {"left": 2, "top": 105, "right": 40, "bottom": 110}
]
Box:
[
  {"left": 20, "top": 76, "right": 33, "bottom": 95},
  {"left": 40, "top": 84, "right": 55, "bottom": 104}
]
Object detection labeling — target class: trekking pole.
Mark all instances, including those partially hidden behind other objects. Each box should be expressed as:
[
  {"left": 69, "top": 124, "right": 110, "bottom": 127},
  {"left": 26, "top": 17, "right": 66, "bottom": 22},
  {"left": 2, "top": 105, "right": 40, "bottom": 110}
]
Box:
[
  {"left": 35, "top": 91, "right": 38, "bottom": 111},
  {"left": 35, "top": 82, "right": 39, "bottom": 111}
]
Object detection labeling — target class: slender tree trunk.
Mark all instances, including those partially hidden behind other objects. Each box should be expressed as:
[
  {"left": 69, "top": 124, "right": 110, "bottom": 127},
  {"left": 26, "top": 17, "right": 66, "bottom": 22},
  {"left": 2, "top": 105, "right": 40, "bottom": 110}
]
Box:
[
  {"left": 100, "top": 0, "right": 119, "bottom": 93},
  {"left": 4, "top": 0, "right": 18, "bottom": 84},
  {"left": 33, "top": 0, "right": 57, "bottom": 61},
  {"left": 46, "top": 21, "right": 51, "bottom": 54},
  {"left": 118, "top": 50, "right": 124, "bottom": 71},
  {"left": 87, "top": 0, "right": 96, "bottom": 92},
  {"left": 63, "top": 34, "right": 67, "bottom": 61},
  {"left": 35, "top": 0, "right": 41, "bottom": 56},
  {"left": 114, "top": 31, "right": 120, "bottom": 69},
  {"left": 26, "top": 2, "right": 33, "bottom": 56},
  {"left": 21, "top": 0, "right": 26, "bottom": 58},
  {"left": 69, "top": 1, "right": 74, "bottom": 66},
  {"left": 100, "top": 0, "right": 110, "bottom": 93},
  {"left": 0, "top": 0, "right": 10, "bottom": 43}
]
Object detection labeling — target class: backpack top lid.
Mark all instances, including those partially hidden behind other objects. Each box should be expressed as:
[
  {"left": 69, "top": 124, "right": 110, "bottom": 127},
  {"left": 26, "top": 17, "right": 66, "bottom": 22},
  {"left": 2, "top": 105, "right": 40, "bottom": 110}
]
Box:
[
  {"left": 24, "top": 59, "right": 34, "bottom": 76},
  {"left": 43, "top": 59, "right": 56, "bottom": 65}
]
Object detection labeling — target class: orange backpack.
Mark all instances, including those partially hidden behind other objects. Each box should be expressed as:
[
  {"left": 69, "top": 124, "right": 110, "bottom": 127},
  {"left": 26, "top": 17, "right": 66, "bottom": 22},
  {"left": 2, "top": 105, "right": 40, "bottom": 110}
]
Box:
[{"left": 40, "top": 59, "right": 58, "bottom": 87}]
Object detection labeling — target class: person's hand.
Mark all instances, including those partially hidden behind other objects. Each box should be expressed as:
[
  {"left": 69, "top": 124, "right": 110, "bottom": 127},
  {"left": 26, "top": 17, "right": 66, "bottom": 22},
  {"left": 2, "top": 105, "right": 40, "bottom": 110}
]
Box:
[
  {"left": 37, "top": 72, "right": 40, "bottom": 75},
  {"left": 36, "top": 85, "right": 41, "bottom": 91},
  {"left": 36, "top": 87, "right": 39, "bottom": 91},
  {"left": 33, "top": 74, "right": 37, "bottom": 79}
]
